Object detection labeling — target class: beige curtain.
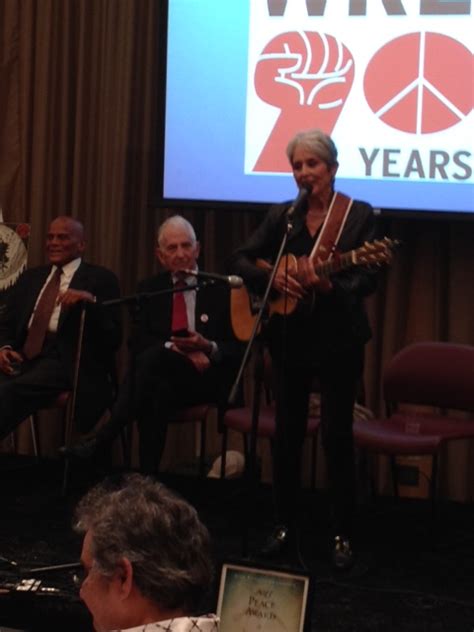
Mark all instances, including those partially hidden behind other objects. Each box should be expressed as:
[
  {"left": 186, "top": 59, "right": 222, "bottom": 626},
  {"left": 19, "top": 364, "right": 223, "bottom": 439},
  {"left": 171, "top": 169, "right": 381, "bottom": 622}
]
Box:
[
  {"left": 0, "top": 0, "right": 473, "bottom": 499},
  {"left": 0, "top": 0, "right": 159, "bottom": 282}
]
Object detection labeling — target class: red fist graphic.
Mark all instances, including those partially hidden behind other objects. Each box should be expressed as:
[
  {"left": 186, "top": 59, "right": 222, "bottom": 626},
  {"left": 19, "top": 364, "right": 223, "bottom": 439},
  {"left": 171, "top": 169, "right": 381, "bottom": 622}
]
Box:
[{"left": 253, "top": 31, "right": 355, "bottom": 172}]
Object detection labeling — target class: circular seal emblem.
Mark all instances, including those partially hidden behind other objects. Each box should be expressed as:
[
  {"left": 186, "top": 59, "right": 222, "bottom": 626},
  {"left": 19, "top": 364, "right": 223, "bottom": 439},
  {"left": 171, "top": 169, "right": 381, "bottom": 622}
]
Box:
[{"left": 0, "top": 224, "right": 28, "bottom": 291}]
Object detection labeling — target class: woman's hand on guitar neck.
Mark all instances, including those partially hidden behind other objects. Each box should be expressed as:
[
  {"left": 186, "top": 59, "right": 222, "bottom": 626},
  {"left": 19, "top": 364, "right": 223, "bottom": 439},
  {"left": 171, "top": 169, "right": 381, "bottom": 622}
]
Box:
[{"left": 296, "top": 255, "right": 333, "bottom": 294}]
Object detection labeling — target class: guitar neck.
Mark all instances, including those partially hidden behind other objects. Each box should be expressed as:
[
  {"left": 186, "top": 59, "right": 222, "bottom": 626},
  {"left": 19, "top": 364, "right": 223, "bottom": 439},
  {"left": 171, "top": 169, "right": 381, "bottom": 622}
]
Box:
[
  {"left": 313, "top": 238, "right": 397, "bottom": 278},
  {"left": 314, "top": 250, "right": 355, "bottom": 278}
]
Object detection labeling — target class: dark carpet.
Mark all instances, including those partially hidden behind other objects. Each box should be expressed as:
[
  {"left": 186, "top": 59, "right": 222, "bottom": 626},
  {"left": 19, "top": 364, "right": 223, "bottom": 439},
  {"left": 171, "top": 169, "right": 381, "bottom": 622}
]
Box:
[{"left": 0, "top": 455, "right": 473, "bottom": 631}]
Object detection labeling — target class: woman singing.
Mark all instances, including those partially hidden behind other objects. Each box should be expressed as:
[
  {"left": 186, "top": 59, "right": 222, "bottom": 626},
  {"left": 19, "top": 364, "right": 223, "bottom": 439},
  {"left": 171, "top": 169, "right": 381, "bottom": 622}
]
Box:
[{"left": 229, "top": 128, "right": 381, "bottom": 569}]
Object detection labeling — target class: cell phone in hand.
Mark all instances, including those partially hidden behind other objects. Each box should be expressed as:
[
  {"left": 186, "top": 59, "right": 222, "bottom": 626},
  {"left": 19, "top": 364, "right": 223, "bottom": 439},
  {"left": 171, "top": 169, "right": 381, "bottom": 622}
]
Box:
[
  {"left": 10, "top": 361, "right": 22, "bottom": 376},
  {"left": 172, "top": 329, "right": 189, "bottom": 338}
]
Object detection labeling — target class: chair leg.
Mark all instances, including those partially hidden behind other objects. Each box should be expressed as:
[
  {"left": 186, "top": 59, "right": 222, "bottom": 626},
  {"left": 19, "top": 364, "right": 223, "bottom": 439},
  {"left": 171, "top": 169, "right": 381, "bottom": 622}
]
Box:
[
  {"left": 62, "top": 458, "right": 71, "bottom": 496},
  {"left": 220, "top": 425, "right": 229, "bottom": 479},
  {"left": 370, "top": 460, "right": 377, "bottom": 500},
  {"left": 310, "top": 436, "right": 317, "bottom": 490},
  {"left": 390, "top": 455, "right": 399, "bottom": 498},
  {"left": 198, "top": 418, "right": 207, "bottom": 477},
  {"left": 363, "top": 452, "right": 378, "bottom": 502},
  {"left": 240, "top": 434, "right": 263, "bottom": 482},
  {"left": 29, "top": 415, "right": 40, "bottom": 458},
  {"left": 61, "top": 401, "right": 74, "bottom": 497},
  {"left": 360, "top": 453, "right": 386, "bottom": 505},
  {"left": 120, "top": 426, "right": 132, "bottom": 469},
  {"left": 243, "top": 435, "right": 251, "bottom": 475},
  {"left": 430, "top": 454, "right": 438, "bottom": 522}
]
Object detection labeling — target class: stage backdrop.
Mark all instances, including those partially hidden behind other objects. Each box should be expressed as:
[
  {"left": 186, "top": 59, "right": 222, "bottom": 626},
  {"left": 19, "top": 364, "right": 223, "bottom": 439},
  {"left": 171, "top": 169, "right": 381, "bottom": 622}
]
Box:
[{"left": 159, "top": 0, "right": 473, "bottom": 216}]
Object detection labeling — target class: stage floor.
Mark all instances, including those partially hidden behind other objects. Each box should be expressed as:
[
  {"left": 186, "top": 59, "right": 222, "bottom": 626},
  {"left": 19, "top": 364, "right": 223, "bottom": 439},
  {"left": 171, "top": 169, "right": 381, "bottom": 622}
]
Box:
[{"left": 0, "top": 454, "right": 473, "bottom": 631}]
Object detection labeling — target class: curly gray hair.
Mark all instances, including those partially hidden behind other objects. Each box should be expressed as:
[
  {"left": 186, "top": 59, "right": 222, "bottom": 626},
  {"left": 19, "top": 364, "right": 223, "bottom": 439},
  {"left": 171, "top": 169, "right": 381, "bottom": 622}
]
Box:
[{"left": 74, "top": 473, "right": 213, "bottom": 612}]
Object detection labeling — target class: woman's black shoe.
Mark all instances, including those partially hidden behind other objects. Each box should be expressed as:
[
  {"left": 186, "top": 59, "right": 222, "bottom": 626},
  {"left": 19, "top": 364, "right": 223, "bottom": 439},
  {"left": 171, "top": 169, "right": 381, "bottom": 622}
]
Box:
[
  {"left": 332, "top": 535, "right": 354, "bottom": 570},
  {"left": 60, "top": 436, "right": 98, "bottom": 459},
  {"left": 260, "top": 525, "right": 290, "bottom": 557}
]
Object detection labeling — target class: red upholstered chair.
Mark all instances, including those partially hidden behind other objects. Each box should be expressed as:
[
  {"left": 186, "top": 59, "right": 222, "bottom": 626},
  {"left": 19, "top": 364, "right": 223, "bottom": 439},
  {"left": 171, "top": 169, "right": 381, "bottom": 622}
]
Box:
[
  {"left": 21, "top": 306, "right": 111, "bottom": 493},
  {"left": 167, "top": 404, "right": 217, "bottom": 477},
  {"left": 26, "top": 391, "right": 72, "bottom": 458},
  {"left": 354, "top": 341, "right": 474, "bottom": 509},
  {"left": 118, "top": 403, "right": 218, "bottom": 477},
  {"left": 14, "top": 389, "right": 77, "bottom": 494},
  {"left": 7, "top": 392, "right": 71, "bottom": 462},
  {"left": 219, "top": 348, "right": 321, "bottom": 488}
]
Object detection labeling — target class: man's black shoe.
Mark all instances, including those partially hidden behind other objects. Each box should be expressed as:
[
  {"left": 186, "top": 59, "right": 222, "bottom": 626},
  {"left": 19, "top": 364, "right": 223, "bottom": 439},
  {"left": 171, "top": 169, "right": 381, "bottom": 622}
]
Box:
[
  {"left": 59, "top": 436, "right": 99, "bottom": 459},
  {"left": 260, "top": 525, "right": 290, "bottom": 557},
  {"left": 332, "top": 535, "right": 354, "bottom": 571}
]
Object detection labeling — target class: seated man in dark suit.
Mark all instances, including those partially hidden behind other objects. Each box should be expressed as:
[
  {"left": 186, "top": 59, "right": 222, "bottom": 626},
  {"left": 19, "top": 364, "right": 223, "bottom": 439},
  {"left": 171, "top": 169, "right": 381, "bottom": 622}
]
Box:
[
  {"left": 67, "top": 215, "right": 241, "bottom": 473},
  {"left": 0, "top": 216, "right": 122, "bottom": 440}
]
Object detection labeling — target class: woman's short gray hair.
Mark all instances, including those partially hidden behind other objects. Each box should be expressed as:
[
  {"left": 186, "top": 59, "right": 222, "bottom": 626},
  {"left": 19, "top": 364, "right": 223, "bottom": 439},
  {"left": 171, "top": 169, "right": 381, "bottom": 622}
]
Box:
[
  {"left": 74, "top": 473, "right": 213, "bottom": 613},
  {"left": 286, "top": 128, "right": 338, "bottom": 167}
]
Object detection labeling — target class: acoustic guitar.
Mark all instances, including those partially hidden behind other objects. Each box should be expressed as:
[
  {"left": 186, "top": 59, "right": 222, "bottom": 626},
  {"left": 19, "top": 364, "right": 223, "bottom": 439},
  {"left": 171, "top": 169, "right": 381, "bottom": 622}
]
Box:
[{"left": 231, "top": 237, "right": 399, "bottom": 341}]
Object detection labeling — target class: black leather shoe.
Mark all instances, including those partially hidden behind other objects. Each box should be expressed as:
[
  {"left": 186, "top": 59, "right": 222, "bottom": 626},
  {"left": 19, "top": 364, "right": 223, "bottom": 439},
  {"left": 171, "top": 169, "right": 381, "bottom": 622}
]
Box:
[
  {"left": 59, "top": 436, "right": 99, "bottom": 459},
  {"left": 260, "top": 525, "right": 290, "bottom": 557},
  {"left": 332, "top": 535, "right": 354, "bottom": 570}
]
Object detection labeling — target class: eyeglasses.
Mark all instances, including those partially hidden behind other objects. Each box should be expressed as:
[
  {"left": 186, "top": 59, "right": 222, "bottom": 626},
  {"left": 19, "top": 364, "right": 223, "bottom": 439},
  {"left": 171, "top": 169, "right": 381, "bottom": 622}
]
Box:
[
  {"left": 72, "top": 563, "right": 95, "bottom": 588},
  {"left": 72, "top": 568, "right": 85, "bottom": 588},
  {"left": 72, "top": 561, "right": 113, "bottom": 589}
]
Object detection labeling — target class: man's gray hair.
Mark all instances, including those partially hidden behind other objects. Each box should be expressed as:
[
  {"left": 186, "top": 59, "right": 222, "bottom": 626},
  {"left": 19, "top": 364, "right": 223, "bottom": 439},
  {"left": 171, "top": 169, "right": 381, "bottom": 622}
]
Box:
[
  {"left": 286, "top": 128, "right": 339, "bottom": 167},
  {"left": 74, "top": 473, "right": 213, "bottom": 612},
  {"left": 157, "top": 215, "right": 197, "bottom": 248}
]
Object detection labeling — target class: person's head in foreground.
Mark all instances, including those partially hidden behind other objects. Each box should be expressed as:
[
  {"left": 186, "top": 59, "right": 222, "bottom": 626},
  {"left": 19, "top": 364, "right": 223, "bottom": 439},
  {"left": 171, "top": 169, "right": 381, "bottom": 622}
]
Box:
[{"left": 74, "top": 473, "right": 217, "bottom": 632}]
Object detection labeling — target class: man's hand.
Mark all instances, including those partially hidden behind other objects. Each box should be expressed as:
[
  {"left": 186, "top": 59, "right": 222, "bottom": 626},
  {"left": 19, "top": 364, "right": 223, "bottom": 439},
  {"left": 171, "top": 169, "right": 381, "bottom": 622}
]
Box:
[
  {"left": 170, "top": 331, "right": 213, "bottom": 355},
  {"left": 184, "top": 351, "right": 211, "bottom": 373},
  {"left": 169, "top": 331, "right": 213, "bottom": 373},
  {"left": 0, "top": 348, "right": 24, "bottom": 375},
  {"left": 57, "top": 289, "right": 96, "bottom": 307}
]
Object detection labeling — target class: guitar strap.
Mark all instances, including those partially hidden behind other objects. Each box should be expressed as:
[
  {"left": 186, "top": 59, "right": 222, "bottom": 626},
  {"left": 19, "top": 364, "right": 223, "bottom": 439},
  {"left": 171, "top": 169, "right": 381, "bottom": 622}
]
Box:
[{"left": 309, "top": 192, "right": 353, "bottom": 263}]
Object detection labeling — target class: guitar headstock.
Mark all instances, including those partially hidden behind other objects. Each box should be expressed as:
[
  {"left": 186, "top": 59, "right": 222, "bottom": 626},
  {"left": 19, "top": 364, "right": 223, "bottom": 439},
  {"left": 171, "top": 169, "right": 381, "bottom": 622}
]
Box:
[{"left": 354, "top": 237, "right": 401, "bottom": 266}]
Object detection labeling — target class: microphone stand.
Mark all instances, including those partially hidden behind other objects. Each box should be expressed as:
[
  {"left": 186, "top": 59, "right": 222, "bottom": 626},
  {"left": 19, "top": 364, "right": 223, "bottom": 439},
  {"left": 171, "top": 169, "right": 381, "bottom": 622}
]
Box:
[
  {"left": 228, "top": 211, "right": 295, "bottom": 557},
  {"left": 102, "top": 278, "right": 217, "bottom": 308}
]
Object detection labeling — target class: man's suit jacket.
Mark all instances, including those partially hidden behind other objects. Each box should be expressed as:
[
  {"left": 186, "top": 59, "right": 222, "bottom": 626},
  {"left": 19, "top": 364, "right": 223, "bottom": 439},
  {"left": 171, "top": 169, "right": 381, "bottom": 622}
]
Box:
[
  {"left": 129, "top": 271, "right": 241, "bottom": 403},
  {"left": 0, "top": 261, "right": 122, "bottom": 432}
]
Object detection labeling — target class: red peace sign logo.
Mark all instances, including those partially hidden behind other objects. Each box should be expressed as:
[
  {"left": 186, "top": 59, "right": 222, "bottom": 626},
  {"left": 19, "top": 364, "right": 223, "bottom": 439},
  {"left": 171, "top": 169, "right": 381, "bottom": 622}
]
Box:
[{"left": 364, "top": 32, "right": 473, "bottom": 134}]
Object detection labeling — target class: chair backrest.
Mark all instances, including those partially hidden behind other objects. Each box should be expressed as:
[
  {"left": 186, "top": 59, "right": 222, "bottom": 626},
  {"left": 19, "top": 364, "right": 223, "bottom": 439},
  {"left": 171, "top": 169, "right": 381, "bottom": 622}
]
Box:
[{"left": 384, "top": 342, "right": 474, "bottom": 413}]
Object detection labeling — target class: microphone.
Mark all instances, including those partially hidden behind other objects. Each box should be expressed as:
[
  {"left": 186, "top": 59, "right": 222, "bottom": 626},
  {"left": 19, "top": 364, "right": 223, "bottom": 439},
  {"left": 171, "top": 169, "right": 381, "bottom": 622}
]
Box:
[
  {"left": 286, "top": 185, "right": 312, "bottom": 217},
  {"left": 180, "top": 269, "right": 244, "bottom": 289}
]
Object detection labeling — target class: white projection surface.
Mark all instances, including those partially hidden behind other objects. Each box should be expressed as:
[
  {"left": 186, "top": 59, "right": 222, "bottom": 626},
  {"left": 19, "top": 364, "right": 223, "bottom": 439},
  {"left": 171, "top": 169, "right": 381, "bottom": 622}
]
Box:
[{"left": 161, "top": 0, "right": 473, "bottom": 215}]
